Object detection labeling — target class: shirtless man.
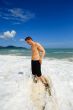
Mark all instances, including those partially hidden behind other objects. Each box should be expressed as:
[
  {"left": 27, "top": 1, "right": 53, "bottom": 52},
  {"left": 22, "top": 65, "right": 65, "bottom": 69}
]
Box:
[{"left": 25, "top": 36, "right": 48, "bottom": 87}]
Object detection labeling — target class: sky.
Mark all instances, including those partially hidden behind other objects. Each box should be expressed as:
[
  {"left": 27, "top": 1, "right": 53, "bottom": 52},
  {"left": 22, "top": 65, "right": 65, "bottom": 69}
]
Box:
[{"left": 0, "top": 0, "right": 73, "bottom": 48}]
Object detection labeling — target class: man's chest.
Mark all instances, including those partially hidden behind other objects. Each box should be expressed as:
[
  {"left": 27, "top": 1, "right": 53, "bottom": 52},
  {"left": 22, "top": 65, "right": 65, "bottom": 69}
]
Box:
[{"left": 31, "top": 46, "right": 38, "bottom": 52}]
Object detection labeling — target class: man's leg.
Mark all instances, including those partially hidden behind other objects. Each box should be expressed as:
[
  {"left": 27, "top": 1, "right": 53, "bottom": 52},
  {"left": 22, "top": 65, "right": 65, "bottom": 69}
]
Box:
[
  {"left": 36, "top": 75, "right": 51, "bottom": 95},
  {"left": 32, "top": 75, "right": 37, "bottom": 83},
  {"left": 36, "top": 75, "right": 48, "bottom": 85}
]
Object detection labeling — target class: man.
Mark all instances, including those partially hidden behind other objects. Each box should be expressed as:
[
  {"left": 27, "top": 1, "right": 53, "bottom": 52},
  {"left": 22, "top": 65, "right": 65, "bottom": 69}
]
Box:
[{"left": 25, "top": 36, "right": 48, "bottom": 87}]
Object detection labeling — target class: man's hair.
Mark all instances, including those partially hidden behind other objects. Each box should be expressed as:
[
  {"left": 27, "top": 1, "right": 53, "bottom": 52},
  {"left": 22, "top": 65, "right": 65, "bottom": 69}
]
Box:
[{"left": 25, "top": 36, "right": 32, "bottom": 41}]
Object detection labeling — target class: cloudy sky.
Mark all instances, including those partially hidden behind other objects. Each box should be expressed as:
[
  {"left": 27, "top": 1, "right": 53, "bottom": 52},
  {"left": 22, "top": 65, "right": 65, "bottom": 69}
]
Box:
[{"left": 0, "top": 0, "right": 73, "bottom": 48}]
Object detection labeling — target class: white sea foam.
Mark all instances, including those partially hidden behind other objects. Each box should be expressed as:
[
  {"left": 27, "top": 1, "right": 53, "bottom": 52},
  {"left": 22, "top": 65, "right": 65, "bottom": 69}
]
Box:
[{"left": 0, "top": 55, "right": 73, "bottom": 110}]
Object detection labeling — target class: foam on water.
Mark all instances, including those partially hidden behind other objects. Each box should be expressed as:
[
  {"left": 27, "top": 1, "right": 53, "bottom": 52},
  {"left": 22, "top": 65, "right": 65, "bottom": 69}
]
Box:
[{"left": 0, "top": 55, "right": 73, "bottom": 110}]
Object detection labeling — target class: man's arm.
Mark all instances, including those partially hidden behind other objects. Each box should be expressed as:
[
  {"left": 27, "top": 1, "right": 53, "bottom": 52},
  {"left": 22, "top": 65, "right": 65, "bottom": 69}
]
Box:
[{"left": 37, "top": 43, "right": 45, "bottom": 63}]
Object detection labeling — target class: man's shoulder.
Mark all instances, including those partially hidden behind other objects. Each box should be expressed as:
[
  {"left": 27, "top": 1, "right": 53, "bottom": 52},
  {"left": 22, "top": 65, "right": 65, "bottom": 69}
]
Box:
[
  {"left": 36, "top": 42, "right": 45, "bottom": 50},
  {"left": 36, "top": 42, "right": 41, "bottom": 46}
]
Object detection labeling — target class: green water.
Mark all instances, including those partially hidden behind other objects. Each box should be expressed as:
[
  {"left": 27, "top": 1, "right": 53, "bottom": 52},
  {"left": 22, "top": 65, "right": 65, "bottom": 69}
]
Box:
[{"left": 0, "top": 48, "right": 73, "bottom": 59}]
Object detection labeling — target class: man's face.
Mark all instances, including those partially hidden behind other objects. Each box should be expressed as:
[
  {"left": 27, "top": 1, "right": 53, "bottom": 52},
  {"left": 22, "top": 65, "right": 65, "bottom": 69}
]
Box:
[{"left": 26, "top": 39, "right": 32, "bottom": 45}]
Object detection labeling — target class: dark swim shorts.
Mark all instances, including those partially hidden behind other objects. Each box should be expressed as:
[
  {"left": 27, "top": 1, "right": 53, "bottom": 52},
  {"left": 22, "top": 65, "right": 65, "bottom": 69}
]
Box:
[{"left": 31, "top": 60, "right": 42, "bottom": 77}]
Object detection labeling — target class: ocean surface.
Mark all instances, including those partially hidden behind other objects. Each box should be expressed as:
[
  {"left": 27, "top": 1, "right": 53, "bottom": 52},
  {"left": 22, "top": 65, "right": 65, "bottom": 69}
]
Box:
[
  {"left": 0, "top": 48, "right": 73, "bottom": 110},
  {"left": 0, "top": 48, "right": 73, "bottom": 59}
]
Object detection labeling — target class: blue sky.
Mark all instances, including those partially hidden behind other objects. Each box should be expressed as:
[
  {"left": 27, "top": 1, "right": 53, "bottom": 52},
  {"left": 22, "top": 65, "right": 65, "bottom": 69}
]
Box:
[{"left": 0, "top": 0, "right": 73, "bottom": 48}]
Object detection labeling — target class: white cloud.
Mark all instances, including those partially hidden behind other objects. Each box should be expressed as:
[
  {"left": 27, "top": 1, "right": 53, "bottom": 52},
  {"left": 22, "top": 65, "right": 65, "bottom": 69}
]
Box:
[
  {"left": 0, "top": 8, "right": 35, "bottom": 23},
  {"left": 0, "top": 30, "right": 16, "bottom": 39},
  {"left": 19, "top": 38, "right": 24, "bottom": 42}
]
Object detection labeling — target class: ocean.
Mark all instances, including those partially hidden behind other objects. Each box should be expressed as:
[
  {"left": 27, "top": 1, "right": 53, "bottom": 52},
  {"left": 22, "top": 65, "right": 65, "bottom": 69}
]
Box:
[
  {"left": 0, "top": 48, "right": 73, "bottom": 110},
  {"left": 0, "top": 48, "right": 73, "bottom": 59}
]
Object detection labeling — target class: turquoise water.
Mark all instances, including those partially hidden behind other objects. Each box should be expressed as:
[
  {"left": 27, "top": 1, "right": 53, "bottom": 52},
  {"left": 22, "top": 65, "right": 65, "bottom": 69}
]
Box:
[{"left": 0, "top": 48, "right": 73, "bottom": 59}]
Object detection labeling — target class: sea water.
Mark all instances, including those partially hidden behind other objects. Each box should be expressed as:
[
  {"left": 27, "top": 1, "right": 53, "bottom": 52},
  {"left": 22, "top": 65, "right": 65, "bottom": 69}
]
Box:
[{"left": 0, "top": 48, "right": 73, "bottom": 110}]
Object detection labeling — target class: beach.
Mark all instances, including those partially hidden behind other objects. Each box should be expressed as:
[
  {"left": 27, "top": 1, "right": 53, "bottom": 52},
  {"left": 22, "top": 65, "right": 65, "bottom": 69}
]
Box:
[{"left": 0, "top": 48, "right": 73, "bottom": 110}]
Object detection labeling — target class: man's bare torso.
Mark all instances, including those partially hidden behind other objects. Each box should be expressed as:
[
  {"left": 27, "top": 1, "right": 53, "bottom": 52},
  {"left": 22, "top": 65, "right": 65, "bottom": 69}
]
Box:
[{"left": 31, "top": 42, "right": 40, "bottom": 60}]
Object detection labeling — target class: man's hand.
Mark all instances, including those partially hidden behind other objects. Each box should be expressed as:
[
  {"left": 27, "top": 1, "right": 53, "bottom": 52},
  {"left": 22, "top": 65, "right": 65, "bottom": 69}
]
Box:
[{"left": 39, "top": 58, "right": 42, "bottom": 64}]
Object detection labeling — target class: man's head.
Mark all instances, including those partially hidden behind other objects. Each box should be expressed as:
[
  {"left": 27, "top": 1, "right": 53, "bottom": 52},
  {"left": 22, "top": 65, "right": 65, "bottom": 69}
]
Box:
[{"left": 25, "top": 36, "right": 33, "bottom": 45}]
